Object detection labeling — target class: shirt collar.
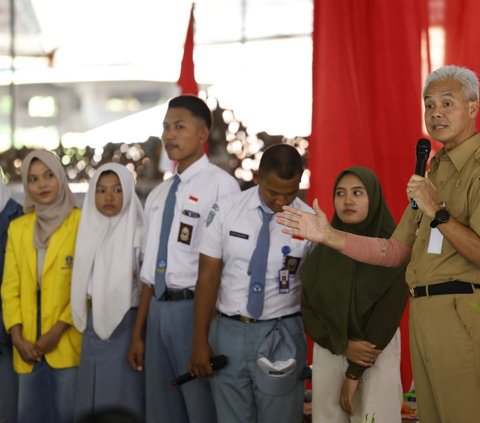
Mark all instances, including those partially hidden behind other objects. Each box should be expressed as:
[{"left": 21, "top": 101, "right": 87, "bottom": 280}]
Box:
[
  {"left": 247, "top": 186, "right": 284, "bottom": 215},
  {"left": 175, "top": 154, "right": 209, "bottom": 183},
  {"left": 248, "top": 186, "right": 274, "bottom": 213},
  {"left": 430, "top": 132, "right": 480, "bottom": 173},
  {"left": 247, "top": 186, "right": 263, "bottom": 211}
]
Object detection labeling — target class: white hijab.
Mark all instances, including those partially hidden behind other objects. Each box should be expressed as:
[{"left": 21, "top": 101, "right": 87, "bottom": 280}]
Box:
[
  {"left": 71, "top": 163, "right": 145, "bottom": 340},
  {"left": 0, "top": 180, "right": 11, "bottom": 213}
]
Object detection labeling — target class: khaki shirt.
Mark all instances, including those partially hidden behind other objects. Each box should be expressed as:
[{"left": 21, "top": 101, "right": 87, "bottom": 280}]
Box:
[{"left": 392, "top": 132, "right": 480, "bottom": 287}]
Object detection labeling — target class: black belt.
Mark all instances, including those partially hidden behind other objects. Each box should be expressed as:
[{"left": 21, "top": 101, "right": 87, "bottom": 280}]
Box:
[
  {"left": 159, "top": 288, "right": 195, "bottom": 301},
  {"left": 219, "top": 311, "right": 301, "bottom": 324},
  {"left": 410, "top": 281, "right": 480, "bottom": 298}
]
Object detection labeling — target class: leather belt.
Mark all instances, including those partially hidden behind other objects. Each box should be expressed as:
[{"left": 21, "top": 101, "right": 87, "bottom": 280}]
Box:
[
  {"left": 159, "top": 288, "right": 195, "bottom": 301},
  {"left": 219, "top": 311, "right": 301, "bottom": 324},
  {"left": 410, "top": 281, "right": 480, "bottom": 298}
]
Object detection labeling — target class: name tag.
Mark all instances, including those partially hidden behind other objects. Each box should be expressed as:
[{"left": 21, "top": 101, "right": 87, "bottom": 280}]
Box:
[
  {"left": 427, "top": 228, "right": 443, "bottom": 254},
  {"left": 182, "top": 209, "right": 200, "bottom": 218},
  {"left": 229, "top": 231, "right": 249, "bottom": 240}
]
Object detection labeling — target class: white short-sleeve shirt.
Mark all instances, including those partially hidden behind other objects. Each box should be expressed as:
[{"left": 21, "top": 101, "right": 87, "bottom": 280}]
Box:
[
  {"left": 140, "top": 155, "right": 240, "bottom": 290},
  {"left": 200, "top": 186, "right": 313, "bottom": 320}
]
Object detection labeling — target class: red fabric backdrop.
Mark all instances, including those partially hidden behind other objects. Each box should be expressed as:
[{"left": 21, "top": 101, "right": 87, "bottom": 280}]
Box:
[
  {"left": 443, "top": 0, "right": 480, "bottom": 130},
  {"left": 444, "top": 0, "right": 480, "bottom": 73},
  {"left": 309, "top": 0, "right": 430, "bottom": 392}
]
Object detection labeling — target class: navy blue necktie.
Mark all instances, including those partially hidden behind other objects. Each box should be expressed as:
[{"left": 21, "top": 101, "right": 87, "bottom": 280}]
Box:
[
  {"left": 247, "top": 207, "right": 273, "bottom": 319},
  {"left": 154, "top": 175, "right": 181, "bottom": 298}
]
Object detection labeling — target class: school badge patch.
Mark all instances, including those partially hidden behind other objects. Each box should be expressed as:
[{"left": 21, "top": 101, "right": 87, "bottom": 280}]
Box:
[
  {"left": 61, "top": 255, "right": 74, "bottom": 270},
  {"left": 207, "top": 203, "right": 219, "bottom": 227},
  {"left": 178, "top": 222, "right": 193, "bottom": 245}
]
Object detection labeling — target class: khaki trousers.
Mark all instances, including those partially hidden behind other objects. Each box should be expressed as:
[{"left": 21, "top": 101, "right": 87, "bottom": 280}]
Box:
[{"left": 410, "top": 290, "right": 480, "bottom": 423}]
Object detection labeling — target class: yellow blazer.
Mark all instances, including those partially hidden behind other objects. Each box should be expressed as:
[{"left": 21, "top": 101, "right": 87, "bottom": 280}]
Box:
[{"left": 1, "top": 208, "right": 82, "bottom": 374}]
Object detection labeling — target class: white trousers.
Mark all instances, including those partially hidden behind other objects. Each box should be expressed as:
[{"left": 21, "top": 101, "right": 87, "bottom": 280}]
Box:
[{"left": 311, "top": 329, "right": 403, "bottom": 423}]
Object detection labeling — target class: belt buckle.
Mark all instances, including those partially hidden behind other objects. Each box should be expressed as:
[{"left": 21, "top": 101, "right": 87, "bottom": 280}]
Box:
[
  {"left": 409, "top": 287, "right": 416, "bottom": 298},
  {"left": 239, "top": 315, "right": 256, "bottom": 323}
]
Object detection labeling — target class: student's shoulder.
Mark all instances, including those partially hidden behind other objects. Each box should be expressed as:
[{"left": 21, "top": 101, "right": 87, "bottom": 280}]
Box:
[
  {"left": 5, "top": 198, "right": 23, "bottom": 216},
  {"left": 12, "top": 211, "right": 34, "bottom": 224},
  {"left": 213, "top": 187, "right": 251, "bottom": 212},
  {"left": 145, "top": 179, "right": 169, "bottom": 201},
  {"left": 0, "top": 199, "right": 23, "bottom": 226},
  {"left": 204, "top": 163, "right": 237, "bottom": 182},
  {"left": 205, "top": 162, "right": 233, "bottom": 176},
  {"left": 292, "top": 197, "right": 313, "bottom": 213},
  {"left": 55, "top": 207, "right": 81, "bottom": 233},
  {"left": 8, "top": 211, "right": 35, "bottom": 231}
]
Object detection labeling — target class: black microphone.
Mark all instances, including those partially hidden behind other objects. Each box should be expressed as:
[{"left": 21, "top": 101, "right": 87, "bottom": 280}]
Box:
[
  {"left": 171, "top": 355, "right": 228, "bottom": 387},
  {"left": 411, "top": 138, "right": 431, "bottom": 209}
]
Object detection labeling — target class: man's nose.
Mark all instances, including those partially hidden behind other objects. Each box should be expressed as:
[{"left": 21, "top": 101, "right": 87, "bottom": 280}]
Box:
[
  {"left": 431, "top": 104, "right": 444, "bottom": 117},
  {"left": 275, "top": 195, "right": 289, "bottom": 206}
]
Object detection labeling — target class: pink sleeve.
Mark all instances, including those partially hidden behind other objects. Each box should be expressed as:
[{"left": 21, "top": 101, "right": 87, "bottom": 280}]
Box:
[{"left": 340, "top": 233, "right": 411, "bottom": 267}]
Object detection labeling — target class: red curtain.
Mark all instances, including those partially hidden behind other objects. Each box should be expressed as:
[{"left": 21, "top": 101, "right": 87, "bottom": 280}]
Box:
[
  {"left": 444, "top": 0, "right": 480, "bottom": 70},
  {"left": 443, "top": 0, "right": 480, "bottom": 125},
  {"left": 309, "top": 0, "right": 429, "bottom": 392}
]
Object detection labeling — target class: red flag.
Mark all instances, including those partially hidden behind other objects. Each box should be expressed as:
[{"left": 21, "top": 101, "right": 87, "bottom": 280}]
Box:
[
  {"left": 178, "top": 6, "right": 207, "bottom": 153},
  {"left": 178, "top": 6, "right": 198, "bottom": 95}
]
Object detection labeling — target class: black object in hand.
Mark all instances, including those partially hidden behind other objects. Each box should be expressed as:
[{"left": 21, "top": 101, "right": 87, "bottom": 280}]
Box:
[{"left": 171, "top": 355, "right": 228, "bottom": 386}]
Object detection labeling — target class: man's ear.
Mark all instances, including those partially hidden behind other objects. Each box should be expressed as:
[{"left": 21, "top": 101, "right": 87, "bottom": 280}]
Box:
[{"left": 468, "top": 100, "right": 479, "bottom": 119}]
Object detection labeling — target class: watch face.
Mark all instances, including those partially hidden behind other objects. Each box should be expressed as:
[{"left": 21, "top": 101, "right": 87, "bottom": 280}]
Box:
[{"left": 435, "top": 208, "right": 450, "bottom": 223}]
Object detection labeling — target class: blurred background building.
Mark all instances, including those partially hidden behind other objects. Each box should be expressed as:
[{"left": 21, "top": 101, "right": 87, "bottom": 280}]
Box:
[{"left": 0, "top": 0, "right": 313, "bottom": 202}]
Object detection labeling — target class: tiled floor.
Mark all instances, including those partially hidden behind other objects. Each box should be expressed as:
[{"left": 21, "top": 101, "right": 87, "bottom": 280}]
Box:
[{"left": 303, "top": 404, "right": 420, "bottom": 422}]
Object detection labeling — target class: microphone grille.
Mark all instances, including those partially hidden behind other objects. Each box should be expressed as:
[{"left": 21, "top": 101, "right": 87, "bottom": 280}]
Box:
[{"left": 416, "top": 138, "right": 431, "bottom": 154}]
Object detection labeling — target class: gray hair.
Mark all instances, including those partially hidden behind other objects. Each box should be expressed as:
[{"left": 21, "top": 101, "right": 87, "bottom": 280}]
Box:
[{"left": 423, "top": 65, "right": 479, "bottom": 102}]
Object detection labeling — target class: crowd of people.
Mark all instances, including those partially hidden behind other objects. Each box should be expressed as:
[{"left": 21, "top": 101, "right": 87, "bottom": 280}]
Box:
[{"left": 0, "top": 64, "right": 479, "bottom": 423}]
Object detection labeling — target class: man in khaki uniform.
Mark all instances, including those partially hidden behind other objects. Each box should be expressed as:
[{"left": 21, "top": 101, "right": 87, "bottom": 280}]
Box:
[{"left": 277, "top": 65, "right": 480, "bottom": 423}]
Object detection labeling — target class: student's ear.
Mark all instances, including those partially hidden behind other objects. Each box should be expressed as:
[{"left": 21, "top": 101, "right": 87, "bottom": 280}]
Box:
[
  {"left": 252, "top": 171, "right": 260, "bottom": 186},
  {"left": 198, "top": 127, "right": 209, "bottom": 145}
]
